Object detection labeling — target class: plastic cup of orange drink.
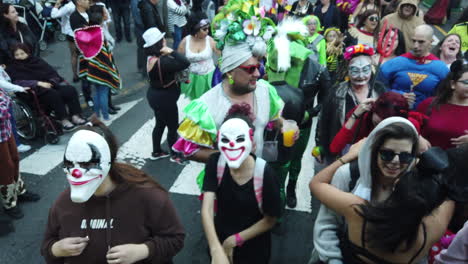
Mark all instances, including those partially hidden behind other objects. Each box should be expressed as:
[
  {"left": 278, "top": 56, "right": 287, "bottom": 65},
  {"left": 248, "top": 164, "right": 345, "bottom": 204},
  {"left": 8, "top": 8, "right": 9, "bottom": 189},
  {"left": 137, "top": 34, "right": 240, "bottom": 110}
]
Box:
[{"left": 282, "top": 119, "right": 296, "bottom": 147}]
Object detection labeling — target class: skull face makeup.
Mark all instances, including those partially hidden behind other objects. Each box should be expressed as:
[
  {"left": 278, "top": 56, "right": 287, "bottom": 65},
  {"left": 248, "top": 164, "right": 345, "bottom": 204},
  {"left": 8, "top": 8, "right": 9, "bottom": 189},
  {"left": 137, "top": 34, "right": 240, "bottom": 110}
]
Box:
[
  {"left": 217, "top": 118, "right": 253, "bottom": 169},
  {"left": 63, "top": 130, "right": 111, "bottom": 203},
  {"left": 349, "top": 55, "right": 372, "bottom": 87}
]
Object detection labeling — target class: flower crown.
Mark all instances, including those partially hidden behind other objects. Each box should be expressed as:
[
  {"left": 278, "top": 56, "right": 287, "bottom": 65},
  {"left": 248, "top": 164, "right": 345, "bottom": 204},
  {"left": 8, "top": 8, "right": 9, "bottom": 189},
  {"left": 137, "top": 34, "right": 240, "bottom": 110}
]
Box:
[
  {"left": 211, "top": 0, "right": 276, "bottom": 52},
  {"left": 343, "top": 44, "right": 374, "bottom": 60}
]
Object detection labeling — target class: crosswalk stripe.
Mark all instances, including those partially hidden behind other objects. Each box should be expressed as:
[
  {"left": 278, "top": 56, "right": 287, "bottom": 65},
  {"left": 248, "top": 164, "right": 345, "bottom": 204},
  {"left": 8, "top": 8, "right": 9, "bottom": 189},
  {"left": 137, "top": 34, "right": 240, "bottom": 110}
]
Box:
[{"left": 19, "top": 99, "right": 142, "bottom": 176}]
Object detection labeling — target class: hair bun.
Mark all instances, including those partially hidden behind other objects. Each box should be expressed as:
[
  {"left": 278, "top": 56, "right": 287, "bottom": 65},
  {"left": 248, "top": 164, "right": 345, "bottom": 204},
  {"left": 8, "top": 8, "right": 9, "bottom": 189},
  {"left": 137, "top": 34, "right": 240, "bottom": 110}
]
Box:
[
  {"left": 227, "top": 103, "right": 254, "bottom": 122},
  {"left": 450, "top": 59, "right": 463, "bottom": 73}
]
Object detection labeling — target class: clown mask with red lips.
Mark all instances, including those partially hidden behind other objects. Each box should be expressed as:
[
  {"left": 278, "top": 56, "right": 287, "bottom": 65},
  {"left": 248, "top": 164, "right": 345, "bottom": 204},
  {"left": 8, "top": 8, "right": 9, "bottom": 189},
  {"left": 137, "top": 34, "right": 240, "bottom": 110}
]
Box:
[
  {"left": 217, "top": 118, "right": 253, "bottom": 169},
  {"left": 63, "top": 130, "right": 111, "bottom": 203}
]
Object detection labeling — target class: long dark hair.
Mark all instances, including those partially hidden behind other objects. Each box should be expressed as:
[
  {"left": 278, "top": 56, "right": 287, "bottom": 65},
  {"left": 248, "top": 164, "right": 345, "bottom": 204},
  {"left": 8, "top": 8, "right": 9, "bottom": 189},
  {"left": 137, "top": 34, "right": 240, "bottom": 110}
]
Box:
[
  {"left": 428, "top": 60, "right": 468, "bottom": 113},
  {"left": 357, "top": 167, "right": 447, "bottom": 253},
  {"left": 78, "top": 116, "right": 166, "bottom": 190},
  {"left": 88, "top": 4, "right": 104, "bottom": 25},
  {"left": 356, "top": 9, "right": 380, "bottom": 30},
  {"left": 369, "top": 122, "right": 418, "bottom": 194},
  {"left": 431, "top": 33, "right": 463, "bottom": 61},
  {"left": 187, "top": 11, "right": 208, "bottom": 36},
  {"left": 0, "top": 3, "right": 27, "bottom": 33}
]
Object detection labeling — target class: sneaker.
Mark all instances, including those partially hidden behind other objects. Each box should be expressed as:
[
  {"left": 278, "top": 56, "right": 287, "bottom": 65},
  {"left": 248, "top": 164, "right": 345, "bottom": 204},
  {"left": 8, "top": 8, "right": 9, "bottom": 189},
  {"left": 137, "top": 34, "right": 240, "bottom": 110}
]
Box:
[
  {"left": 18, "top": 191, "right": 41, "bottom": 202},
  {"left": 87, "top": 100, "right": 94, "bottom": 107},
  {"left": 170, "top": 155, "right": 189, "bottom": 165},
  {"left": 62, "top": 123, "right": 76, "bottom": 132},
  {"left": 17, "top": 144, "right": 31, "bottom": 153},
  {"left": 4, "top": 206, "right": 24, "bottom": 219},
  {"left": 150, "top": 151, "right": 170, "bottom": 161}
]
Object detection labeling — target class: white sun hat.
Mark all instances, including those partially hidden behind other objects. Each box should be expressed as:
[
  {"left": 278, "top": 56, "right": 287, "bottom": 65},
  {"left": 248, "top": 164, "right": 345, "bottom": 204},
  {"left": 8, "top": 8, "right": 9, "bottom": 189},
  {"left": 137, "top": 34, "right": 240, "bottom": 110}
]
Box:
[{"left": 143, "top": 27, "right": 165, "bottom": 48}]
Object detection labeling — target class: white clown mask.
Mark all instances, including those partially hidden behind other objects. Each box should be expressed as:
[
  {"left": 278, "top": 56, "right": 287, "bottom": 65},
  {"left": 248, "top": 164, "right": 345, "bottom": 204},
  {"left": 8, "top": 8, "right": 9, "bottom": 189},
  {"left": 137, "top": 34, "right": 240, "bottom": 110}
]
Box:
[
  {"left": 63, "top": 130, "right": 111, "bottom": 203},
  {"left": 349, "top": 55, "right": 372, "bottom": 86},
  {"left": 217, "top": 118, "right": 253, "bottom": 169}
]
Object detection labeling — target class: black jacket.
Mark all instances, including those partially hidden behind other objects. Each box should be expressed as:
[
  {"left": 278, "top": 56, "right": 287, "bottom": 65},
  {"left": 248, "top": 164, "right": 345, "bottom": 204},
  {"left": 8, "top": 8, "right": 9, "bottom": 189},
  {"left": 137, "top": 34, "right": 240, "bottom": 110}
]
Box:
[
  {"left": 138, "top": 0, "right": 165, "bottom": 31},
  {"left": 70, "top": 10, "right": 88, "bottom": 31},
  {"left": 1, "top": 23, "right": 38, "bottom": 58}
]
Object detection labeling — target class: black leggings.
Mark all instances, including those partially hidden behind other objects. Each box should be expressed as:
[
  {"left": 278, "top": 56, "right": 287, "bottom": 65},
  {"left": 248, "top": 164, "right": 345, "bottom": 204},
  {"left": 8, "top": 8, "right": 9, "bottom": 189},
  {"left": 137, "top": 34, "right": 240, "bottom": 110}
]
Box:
[
  {"left": 146, "top": 88, "right": 180, "bottom": 154},
  {"left": 38, "top": 84, "right": 82, "bottom": 120}
]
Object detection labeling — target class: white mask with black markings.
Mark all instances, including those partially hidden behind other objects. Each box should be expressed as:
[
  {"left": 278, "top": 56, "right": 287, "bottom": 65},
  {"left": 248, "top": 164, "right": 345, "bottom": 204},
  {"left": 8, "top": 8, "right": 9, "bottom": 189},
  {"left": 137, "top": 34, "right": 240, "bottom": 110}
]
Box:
[{"left": 63, "top": 130, "right": 111, "bottom": 203}]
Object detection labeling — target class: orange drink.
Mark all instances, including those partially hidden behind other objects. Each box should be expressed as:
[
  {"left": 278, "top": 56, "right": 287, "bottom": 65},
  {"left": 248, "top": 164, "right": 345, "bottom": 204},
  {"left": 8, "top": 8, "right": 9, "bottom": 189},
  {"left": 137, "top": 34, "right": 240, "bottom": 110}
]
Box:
[{"left": 282, "top": 119, "right": 297, "bottom": 147}]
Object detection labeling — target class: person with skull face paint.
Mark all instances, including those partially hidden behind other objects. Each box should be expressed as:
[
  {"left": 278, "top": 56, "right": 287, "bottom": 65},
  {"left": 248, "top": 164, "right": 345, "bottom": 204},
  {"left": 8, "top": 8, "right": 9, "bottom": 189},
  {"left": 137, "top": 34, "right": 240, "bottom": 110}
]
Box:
[
  {"left": 201, "top": 104, "right": 281, "bottom": 264},
  {"left": 315, "top": 44, "right": 385, "bottom": 172},
  {"left": 41, "top": 117, "right": 185, "bottom": 264}
]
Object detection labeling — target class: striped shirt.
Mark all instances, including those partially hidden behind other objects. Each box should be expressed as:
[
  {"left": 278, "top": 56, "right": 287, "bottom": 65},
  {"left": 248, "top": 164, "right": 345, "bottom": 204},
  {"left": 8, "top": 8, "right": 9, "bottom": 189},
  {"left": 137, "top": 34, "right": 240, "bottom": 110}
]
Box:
[{"left": 167, "top": 0, "right": 188, "bottom": 33}]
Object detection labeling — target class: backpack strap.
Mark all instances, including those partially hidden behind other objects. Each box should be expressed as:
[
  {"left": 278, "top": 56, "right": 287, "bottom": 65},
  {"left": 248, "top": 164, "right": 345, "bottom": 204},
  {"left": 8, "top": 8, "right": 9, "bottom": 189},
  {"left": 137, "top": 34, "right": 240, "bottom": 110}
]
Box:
[
  {"left": 310, "top": 35, "right": 324, "bottom": 53},
  {"left": 348, "top": 159, "right": 360, "bottom": 191},
  {"left": 157, "top": 59, "right": 176, "bottom": 88},
  {"left": 253, "top": 158, "right": 266, "bottom": 213}
]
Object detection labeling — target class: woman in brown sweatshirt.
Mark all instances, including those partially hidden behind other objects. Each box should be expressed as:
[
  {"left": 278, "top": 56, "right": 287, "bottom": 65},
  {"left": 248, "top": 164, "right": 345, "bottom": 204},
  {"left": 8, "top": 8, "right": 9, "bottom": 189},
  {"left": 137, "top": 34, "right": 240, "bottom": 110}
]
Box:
[{"left": 41, "top": 117, "right": 185, "bottom": 264}]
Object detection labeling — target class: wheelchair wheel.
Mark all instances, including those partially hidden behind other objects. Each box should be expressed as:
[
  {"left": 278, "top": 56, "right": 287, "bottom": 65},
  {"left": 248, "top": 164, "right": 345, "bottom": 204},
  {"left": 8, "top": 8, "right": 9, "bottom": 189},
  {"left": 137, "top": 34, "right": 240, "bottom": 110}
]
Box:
[
  {"left": 11, "top": 97, "right": 37, "bottom": 140},
  {"left": 45, "top": 131, "right": 59, "bottom": 144},
  {"left": 39, "top": 40, "right": 47, "bottom": 51}
]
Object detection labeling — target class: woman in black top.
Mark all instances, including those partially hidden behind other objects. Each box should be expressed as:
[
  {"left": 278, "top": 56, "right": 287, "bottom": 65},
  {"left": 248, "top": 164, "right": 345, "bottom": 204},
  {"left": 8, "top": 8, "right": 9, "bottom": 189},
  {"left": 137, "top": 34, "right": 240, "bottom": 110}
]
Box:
[
  {"left": 290, "top": 0, "right": 314, "bottom": 18},
  {"left": 143, "top": 27, "right": 190, "bottom": 164},
  {"left": 313, "top": 0, "right": 342, "bottom": 32},
  {"left": 0, "top": 4, "right": 39, "bottom": 59}
]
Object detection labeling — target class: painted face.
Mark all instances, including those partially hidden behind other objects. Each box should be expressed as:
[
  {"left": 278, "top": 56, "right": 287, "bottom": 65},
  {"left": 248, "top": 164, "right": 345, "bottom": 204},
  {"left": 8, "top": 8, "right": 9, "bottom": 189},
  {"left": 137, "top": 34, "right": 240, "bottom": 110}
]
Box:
[
  {"left": 14, "top": 49, "right": 28, "bottom": 61},
  {"left": 348, "top": 55, "right": 372, "bottom": 86},
  {"left": 384, "top": 30, "right": 399, "bottom": 54},
  {"left": 377, "top": 138, "right": 414, "bottom": 180},
  {"left": 232, "top": 56, "right": 260, "bottom": 95},
  {"left": 325, "top": 30, "right": 338, "bottom": 42},
  {"left": 217, "top": 118, "right": 253, "bottom": 169},
  {"left": 453, "top": 72, "right": 468, "bottom": 100},
  {"left": 307, "top": 19, "right": 317, "bottom": 36},
  {"left": 63, "top": 130, "right": 111, "bottom": 203},
  {"left": 400, "top": 4, "right": 415, "bottom": 19},
  {"left": 441, "top": 35, "right": 461, "bottom": 57},
  {"left": 4, "top": 6, "right": 19, "bottom": 23}
]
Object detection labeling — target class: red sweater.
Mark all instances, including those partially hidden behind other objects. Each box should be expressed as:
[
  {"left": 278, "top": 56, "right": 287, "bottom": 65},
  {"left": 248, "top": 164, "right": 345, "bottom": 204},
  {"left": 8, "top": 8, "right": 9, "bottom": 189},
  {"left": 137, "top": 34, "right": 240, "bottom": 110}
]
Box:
[
  {"left": 417, "top": 97, "right": 468, "bottom": 149},
  {"left": 330, "top": 107, "right": 425, "bottom": 155}
]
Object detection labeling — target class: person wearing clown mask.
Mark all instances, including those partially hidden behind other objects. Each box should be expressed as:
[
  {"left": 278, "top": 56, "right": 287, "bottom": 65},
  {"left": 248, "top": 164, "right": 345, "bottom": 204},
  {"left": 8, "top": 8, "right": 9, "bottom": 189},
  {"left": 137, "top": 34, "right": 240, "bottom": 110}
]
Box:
[
  {"left": 201, "top": 104, "right": 281, "bottom": 264},
  {"left": 41, "top": 117, "right": 185, "bottom": 264},
  {"left": 315, "top": 44, "right": 385, "bottom": 172}
]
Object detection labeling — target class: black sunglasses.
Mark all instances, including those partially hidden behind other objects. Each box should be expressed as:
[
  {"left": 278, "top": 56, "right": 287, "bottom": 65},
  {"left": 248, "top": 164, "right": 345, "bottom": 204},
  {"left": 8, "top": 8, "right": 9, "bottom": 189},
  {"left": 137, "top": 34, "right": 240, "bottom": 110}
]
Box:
[
  {"left": 238, "top": 64, "right": 260, "bottom": 74},
  {"left": 379, "top": 149, "right": 414, "bottom": 164},
  {"left": 368, "top": 16, "right": 379, "bottom": 22}
]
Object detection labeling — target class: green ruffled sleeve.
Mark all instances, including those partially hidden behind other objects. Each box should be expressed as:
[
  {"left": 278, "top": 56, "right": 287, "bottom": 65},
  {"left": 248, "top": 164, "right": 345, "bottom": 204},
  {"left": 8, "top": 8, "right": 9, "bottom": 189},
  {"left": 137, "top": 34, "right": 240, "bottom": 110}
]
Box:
[
  {"left": 258, "top": 79, "right": 284, "bottom": 120},
  {"left": 178, "top": 100, "right": 218, "bottom": 145}
]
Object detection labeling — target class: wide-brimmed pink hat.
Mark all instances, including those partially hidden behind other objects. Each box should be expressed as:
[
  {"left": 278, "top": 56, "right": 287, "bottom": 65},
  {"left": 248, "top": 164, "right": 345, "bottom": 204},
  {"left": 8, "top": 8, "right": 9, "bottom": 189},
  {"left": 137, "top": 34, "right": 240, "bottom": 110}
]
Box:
[{"left": 74, "top": 25, "right": 104, "bottom": 59}]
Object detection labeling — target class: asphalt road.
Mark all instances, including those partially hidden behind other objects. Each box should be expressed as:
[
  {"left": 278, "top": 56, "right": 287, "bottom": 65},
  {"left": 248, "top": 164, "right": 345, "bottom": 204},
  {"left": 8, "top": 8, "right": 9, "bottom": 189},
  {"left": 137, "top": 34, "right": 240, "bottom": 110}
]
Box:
[{"left": 1, "top": 6, "right": 465, "bottom": 263}]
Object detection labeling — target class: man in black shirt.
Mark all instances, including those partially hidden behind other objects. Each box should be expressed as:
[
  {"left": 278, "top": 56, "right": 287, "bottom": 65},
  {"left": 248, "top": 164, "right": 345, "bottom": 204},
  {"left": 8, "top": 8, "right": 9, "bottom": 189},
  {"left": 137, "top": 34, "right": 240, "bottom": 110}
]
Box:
[
  {"left": 69, "top": 0, "right": 93, "bottom": 107},
  {"left": 138, "top": 0, "right": 165, "bottom": 31}
]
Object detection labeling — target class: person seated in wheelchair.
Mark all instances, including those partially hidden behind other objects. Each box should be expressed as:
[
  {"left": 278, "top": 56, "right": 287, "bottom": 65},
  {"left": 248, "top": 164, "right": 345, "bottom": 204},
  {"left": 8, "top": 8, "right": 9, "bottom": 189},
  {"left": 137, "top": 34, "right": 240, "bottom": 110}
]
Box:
[{"left": 5, "top": 43, "right": 86, "bottom": 131}]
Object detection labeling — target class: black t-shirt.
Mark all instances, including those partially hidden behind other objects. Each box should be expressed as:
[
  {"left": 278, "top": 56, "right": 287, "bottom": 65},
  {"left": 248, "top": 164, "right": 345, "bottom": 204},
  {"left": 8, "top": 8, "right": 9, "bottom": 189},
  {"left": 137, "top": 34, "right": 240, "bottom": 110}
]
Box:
[{"left": 203, "top": 153, "right": 281, "bottom": 263}]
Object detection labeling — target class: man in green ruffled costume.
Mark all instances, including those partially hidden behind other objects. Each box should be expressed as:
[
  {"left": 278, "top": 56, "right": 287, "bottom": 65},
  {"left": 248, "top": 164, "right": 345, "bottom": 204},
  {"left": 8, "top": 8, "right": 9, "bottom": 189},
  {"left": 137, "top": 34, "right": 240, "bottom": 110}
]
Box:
[{"left": 172, "top": 6, "right": 298, "bottom": 188}]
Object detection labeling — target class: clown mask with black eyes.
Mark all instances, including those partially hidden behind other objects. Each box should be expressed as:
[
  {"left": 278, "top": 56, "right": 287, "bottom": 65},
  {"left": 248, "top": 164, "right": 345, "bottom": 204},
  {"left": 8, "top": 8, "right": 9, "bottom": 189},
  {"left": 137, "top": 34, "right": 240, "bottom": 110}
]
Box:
[
  {"left": 63, "top": 130, "right": 111, "bottom": 203},
  {"left": 348, "top": 55, "right": 372, "bottom": 87},
  {"left": 217, "top": 118, "right": 253, "bottom": 169}
]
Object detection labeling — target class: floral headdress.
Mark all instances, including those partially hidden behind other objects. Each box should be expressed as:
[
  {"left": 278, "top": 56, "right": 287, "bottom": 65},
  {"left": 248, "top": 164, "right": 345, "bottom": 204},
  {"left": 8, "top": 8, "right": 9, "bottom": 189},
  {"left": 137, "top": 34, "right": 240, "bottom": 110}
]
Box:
[
  {"left": 343, "top": 44, "right": 375, "bottom": 60},
  {"left": 211, "top": 0, "right": 276, "bottom": 55}
]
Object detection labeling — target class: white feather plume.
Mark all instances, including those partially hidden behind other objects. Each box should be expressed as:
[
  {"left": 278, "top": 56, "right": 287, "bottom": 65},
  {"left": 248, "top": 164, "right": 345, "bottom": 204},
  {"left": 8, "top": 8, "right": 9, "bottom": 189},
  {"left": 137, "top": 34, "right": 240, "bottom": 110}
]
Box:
[{"left": 273, "top": 18, "right": 309, "bottom": 72}]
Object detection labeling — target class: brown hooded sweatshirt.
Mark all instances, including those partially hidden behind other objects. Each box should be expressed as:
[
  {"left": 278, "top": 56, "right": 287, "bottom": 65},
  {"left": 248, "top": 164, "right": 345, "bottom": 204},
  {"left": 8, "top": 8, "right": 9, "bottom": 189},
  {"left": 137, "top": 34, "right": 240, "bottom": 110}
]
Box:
[
  {"left": 41, "top": 183, "right": 185, "bottom": 264},
  {"left": 381, "top": 0, "right": 425, "bottom": 52}
]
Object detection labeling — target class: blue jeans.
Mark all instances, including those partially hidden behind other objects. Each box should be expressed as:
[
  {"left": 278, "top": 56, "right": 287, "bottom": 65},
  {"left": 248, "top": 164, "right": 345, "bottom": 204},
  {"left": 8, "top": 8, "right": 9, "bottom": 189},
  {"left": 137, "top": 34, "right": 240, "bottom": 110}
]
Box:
[
  {"left": 8, "top": 105, "right": 20, "bottom": 145},
  {"left": 173, "top": 25, "right": 183, "bottom": 50},
  {"left": 93, "top": 85, "right": 109, "bottom": 120}
]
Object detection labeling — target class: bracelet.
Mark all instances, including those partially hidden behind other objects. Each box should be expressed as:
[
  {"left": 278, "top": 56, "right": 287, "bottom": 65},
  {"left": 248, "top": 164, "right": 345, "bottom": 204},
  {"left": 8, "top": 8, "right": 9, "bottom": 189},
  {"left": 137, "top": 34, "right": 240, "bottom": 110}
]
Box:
[
  {"left": 234, "top": 233, "right": 244, "bottom": 247},
  {"left": 338, "top": 157, "right": 347, "bottom": 165},
  {"left": 352, "top": 112, "right": 360, "bottom": 119}
]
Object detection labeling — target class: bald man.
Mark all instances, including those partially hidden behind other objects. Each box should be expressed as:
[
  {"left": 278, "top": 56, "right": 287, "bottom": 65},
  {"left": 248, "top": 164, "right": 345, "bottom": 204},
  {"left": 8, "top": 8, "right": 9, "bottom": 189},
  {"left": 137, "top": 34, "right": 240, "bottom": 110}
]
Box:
[{"left": 378, "top": 24, "right": 449, "bottom": 109}]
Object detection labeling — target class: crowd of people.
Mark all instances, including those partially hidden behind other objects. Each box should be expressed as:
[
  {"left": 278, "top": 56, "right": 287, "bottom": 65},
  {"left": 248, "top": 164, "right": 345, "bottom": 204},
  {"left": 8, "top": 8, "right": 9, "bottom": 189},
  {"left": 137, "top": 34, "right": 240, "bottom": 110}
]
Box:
[{"left": 1, "top": 0, "right": 468, "bottom": 263}]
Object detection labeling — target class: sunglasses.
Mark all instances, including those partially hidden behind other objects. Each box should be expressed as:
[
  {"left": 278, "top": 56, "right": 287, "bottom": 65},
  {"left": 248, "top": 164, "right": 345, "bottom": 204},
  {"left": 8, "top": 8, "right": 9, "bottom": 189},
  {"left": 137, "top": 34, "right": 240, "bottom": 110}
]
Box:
[
  {"left": 368, "top": 16, "right": 379, "bottom": 22},
  {"left": 238, "top": 64, "right": 260, "bottom": 74},
  {"left": 379, "top": 149, "right": 414, "bottom": 164}
]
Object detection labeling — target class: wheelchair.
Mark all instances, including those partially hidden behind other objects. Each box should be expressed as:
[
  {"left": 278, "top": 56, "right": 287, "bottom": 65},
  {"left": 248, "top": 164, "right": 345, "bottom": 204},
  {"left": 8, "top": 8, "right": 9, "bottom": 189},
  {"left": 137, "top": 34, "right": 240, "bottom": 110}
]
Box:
[{"left": 11, "top": 90, "right": 61, "bottom": 144}]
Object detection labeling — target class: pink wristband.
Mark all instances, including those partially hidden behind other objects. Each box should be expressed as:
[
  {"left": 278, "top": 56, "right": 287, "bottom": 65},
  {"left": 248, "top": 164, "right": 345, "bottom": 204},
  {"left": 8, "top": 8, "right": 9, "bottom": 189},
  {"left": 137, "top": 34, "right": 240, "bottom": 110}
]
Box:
[{"left": 234, "top": 233, "right": 244, "bottom": 247}]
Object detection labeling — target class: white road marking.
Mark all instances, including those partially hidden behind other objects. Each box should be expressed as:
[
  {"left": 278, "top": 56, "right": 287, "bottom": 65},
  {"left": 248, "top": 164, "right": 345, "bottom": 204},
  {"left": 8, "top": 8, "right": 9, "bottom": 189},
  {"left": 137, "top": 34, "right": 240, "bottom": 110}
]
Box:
[
  {"left": 169, "top": 162, "right": 204, "bottom": 196},
  {"left": 20, "top": 99, "right": 141, "bottom": 175},
  {"left": 432, "top": 35, "right": 440, "bottom": 45}
]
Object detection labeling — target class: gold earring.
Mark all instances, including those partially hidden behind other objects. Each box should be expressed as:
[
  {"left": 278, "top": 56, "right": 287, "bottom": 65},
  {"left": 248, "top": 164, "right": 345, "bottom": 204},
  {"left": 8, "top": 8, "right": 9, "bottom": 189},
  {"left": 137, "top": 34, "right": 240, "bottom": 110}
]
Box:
[{"left": 228, "top": 75, "right": 234, "bottom": 85}]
